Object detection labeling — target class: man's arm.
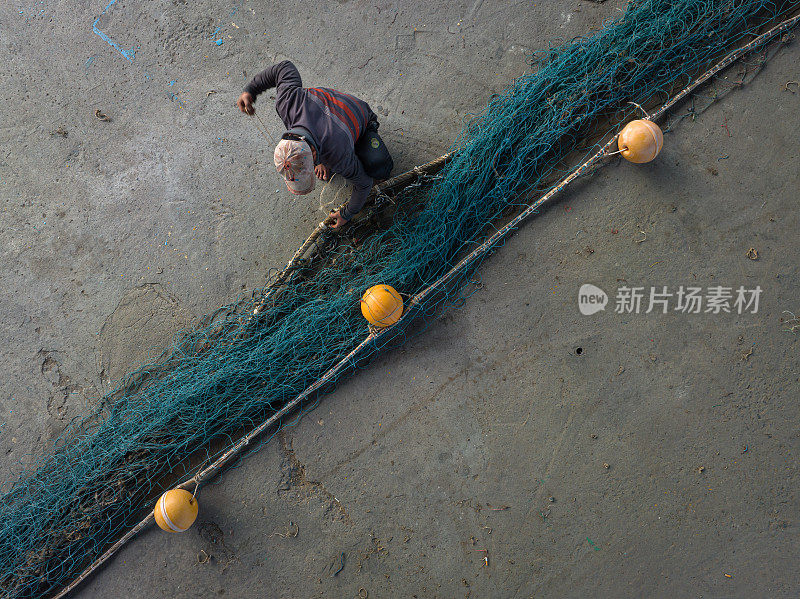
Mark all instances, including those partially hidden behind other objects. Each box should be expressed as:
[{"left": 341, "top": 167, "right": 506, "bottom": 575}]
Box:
[
  {"left": 238, "top": 61, "right": 303, "bottom": 114},
  {"left": 244, "top": 60, "right": 302, "bottom": 99}
]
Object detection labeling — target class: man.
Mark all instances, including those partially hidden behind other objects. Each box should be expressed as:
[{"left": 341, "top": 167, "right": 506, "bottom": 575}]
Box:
[{"left": 237, "top": 61, "right": 393, "bottom": 229}]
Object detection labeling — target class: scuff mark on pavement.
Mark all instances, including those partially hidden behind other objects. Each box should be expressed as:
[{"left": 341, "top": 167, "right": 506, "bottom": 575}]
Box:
[{"left": 278, "top": 430, "right": 353, "bottom": 525}]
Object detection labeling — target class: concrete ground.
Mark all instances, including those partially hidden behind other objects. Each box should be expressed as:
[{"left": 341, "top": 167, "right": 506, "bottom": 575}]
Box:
[{"left": 1, "top": 1, "right": 798, "bottom": 597}]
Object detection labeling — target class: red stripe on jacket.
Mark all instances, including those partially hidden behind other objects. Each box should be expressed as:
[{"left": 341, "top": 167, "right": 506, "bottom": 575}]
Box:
[
  {"left": 339, "top": 91, "right": 369, "bottom": 122},
  {"left": 309, "top": 88, "right": 361, "bottom": 140}
]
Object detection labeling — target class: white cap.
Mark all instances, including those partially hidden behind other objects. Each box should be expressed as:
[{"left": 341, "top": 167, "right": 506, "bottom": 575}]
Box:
[{"left": 274, "top": 138, "right": 315, "bottom": 195}]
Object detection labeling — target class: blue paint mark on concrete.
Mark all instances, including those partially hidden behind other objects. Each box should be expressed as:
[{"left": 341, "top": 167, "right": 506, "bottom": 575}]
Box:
[
  {"left": 18, "top": 1, "right": 49, "bottom": 22},
  {"left": 84, "top": 56, "right": 95, "bottom": 71},
  {"left": 92, "top": 0, "right": 137, "bottom": 62},
  {"left": 215, "top": 39, "right": 223, "bottom": 46},
  {"left": 168, "top": 91, "right": 187, "bottom": 109},
  {"left": 168, "top": 80, "right": 176, "bottom": 86},
  {"left": 211, "top": 26, "right": 221, "bottom": 38}
]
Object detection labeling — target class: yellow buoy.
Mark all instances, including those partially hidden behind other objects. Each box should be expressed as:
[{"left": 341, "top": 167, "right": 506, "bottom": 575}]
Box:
[
  {"left": 618, "top": 119, "right": 663, "bottom": 163},
  {"left": 154, "top": 489, "right": 198, "bottom": 533},
  {"left": 360, "top": 284, "right": 403, "bottom": 327}
]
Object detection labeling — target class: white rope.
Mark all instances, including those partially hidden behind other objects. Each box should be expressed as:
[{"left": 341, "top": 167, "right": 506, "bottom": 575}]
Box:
[{"left": 159, "top": 494, "right": 183, "bottom": 533}]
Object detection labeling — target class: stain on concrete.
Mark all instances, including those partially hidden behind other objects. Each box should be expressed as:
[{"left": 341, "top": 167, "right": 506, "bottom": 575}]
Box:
[
  {"left": 97, "top": 284, "right": 195, "bottom": 390},
  {"left": 278, "top": 430, "right": 353, "bottom": 525},
  {"left": 196, "top": 519, "right": 238, "bottom": 570},
  {"left": 38, "top": 350, "right": 95, "bottom": 421}
]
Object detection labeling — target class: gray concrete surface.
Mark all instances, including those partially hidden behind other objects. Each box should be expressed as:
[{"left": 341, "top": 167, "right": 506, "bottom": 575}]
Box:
[{"left": 1, "top": 1, "right": 799, "bottom": 597}]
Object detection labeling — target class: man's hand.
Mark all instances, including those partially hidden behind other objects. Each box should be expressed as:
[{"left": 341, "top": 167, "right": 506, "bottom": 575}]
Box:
[
  {"left": 236, "top": 92, "right": 255, "bottom": 115},
  {"left": 314, "top": 164, "right": 330, "bottom": 181},
  {"left": 328, "top": 210, "right": 349, "bottom": 230}
]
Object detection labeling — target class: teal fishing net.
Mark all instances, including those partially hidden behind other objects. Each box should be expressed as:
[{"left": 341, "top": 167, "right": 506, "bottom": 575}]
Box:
[{"left": 2, "top": 1, "right": 798, "bottom": 596}]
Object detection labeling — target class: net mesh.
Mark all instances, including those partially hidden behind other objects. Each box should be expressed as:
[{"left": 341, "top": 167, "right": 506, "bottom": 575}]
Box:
[{"left": 1, "top": 1, "right": 798, "bottom": 596}]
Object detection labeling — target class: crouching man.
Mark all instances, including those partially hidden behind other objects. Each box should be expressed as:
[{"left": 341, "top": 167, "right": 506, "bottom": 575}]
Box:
[{"left": 237, "top": 60, "right": 393, "bottom": 229}]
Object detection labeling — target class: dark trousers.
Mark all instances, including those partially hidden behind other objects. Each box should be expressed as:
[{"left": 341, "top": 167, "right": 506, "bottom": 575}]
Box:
[{"left": 354, "top": 119, "right": 394, "bottom": 180}]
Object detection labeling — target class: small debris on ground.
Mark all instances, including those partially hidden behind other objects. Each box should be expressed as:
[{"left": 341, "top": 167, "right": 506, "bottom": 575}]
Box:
[
  {"left": 782, "top": 311, "right": 800, "bottom": 333},
  {"left": 268, "top": 521, "right": 298, "bottom": 539},
  {"left": 472, "top": 548, "right": 489, "bottom": 566},
  {"left": 333, "top": 552, "right": 345, "bottom": 576}
]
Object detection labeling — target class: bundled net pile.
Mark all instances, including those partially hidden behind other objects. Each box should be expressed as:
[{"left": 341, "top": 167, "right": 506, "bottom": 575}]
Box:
[{"left": 2, "top": 1, "right": 798, "bottom": 596}]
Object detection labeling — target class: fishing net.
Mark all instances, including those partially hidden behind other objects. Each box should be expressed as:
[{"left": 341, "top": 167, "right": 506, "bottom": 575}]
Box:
[{"left": 2, "top": 1, "right": 798, "bottom": 596}]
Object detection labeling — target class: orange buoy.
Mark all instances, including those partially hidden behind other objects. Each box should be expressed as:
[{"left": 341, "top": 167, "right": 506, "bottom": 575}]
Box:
[
  {"left": 618, "top": 119, "right": 663, "bottom": 163},
  {"left": 154, "top": 489, "right": 199, "bottom": 533},
  {"left": 360, "top": 284, "right": 403, "bottom": 327}
]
